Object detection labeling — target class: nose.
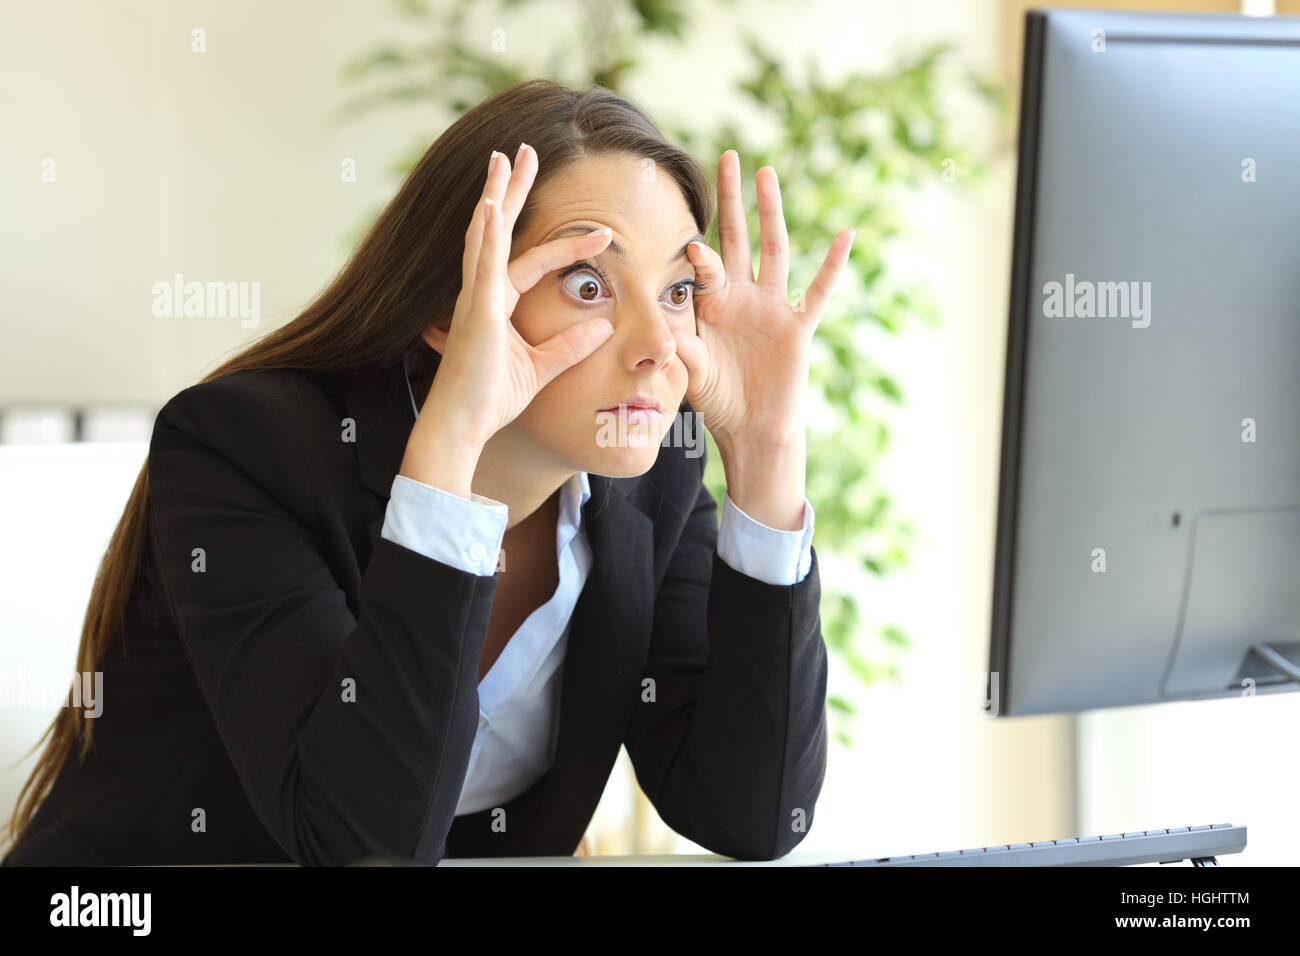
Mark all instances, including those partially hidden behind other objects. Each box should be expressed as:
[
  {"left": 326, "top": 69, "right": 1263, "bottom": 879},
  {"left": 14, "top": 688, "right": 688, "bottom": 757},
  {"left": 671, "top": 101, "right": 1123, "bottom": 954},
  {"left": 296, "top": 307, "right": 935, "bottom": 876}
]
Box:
[{"left": 609, "top": 299, "right": 678, "bottom": 375}]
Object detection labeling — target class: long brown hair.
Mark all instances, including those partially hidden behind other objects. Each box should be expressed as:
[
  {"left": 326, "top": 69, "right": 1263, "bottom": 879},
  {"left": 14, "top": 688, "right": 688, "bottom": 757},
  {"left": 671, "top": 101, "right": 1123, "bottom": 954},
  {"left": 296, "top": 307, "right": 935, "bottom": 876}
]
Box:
[{"left": 4, "top": 77, "right": 714, "bottom": 849}]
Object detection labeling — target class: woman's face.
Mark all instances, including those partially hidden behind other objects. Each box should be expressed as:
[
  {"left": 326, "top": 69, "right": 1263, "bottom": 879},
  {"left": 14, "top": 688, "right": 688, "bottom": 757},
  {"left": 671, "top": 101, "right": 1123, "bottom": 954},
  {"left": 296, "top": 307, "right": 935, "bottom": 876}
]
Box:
[{"left": 501, "top": 151, "right": 704, "bottom": 478}]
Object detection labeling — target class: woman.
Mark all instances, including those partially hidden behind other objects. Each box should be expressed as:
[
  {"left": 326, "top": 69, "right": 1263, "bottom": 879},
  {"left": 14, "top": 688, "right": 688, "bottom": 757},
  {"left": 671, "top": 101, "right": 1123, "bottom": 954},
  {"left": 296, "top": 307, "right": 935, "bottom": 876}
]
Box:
[{"left": 2, "top": 78, "right": 853, "bottom": 866}]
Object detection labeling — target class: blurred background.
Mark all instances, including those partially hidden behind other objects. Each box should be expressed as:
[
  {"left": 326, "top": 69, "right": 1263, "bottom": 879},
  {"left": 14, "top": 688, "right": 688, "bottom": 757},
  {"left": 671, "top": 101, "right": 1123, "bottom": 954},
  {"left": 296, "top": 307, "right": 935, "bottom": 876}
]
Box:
[{"left": 2, "top": 0, "right": 1298, "bottom": 863}]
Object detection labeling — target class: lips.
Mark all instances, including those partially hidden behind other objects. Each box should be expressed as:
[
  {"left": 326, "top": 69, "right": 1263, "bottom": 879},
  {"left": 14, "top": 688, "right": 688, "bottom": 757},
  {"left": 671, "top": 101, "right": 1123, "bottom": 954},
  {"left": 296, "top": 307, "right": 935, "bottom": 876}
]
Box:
[{"left": 598, "top": 395, "right": 662, "bottom": 413}]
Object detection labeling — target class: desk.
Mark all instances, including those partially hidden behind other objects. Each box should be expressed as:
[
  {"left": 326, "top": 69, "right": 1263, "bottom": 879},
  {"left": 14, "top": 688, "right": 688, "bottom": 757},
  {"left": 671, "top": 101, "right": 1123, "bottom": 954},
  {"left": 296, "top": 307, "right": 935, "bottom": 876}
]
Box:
[
  {"left": 432, "top": 852, "right": 857, "bottom": 866},
  {"left": 175, "top": 852, "right": 861, "bottom": 866}
]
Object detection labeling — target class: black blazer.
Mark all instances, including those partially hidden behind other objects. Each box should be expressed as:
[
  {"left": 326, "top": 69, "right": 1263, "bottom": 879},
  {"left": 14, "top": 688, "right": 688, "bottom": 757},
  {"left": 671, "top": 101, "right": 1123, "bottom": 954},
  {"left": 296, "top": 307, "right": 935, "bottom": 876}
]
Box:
[{"left": 2, "top": 357, "right": 828, "bottom": 866}]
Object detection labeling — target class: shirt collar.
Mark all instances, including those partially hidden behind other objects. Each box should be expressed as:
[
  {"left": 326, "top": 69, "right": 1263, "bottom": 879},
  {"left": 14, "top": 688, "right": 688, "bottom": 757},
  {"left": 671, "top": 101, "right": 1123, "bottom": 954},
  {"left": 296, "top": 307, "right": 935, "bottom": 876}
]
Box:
[{"left": 564, "top": 470, "right": 592, "bottom": 530}]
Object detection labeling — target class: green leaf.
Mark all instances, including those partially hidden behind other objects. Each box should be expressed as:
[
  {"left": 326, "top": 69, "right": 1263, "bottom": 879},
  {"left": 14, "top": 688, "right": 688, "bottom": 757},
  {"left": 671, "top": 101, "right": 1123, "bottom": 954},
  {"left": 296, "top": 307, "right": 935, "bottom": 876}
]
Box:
[{"left": 827, "top": 695, "right": 858, "bottom": 716}]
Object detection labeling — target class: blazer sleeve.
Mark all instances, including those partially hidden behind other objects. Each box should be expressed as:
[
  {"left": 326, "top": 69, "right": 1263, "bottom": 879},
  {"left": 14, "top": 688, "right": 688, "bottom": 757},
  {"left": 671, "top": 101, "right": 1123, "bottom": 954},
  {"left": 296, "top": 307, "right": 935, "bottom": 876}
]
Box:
[
  {"left": 146, "top": 375, "right": 493, "bottom": 865},
  {"left": 622, "top": 441, "right": 829, "bottom": 860}
]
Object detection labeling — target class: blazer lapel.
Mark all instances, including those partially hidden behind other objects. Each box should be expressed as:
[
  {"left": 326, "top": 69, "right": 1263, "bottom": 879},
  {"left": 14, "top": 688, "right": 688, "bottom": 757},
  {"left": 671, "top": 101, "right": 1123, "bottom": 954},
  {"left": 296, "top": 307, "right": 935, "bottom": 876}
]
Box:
[
  {"left": 464, "top": 484, "right": 656, "bottom": 856},
  {"left": 522, "top": 481, "right": 654, "bottom": 853},
  {"left": 344, "top": 357, "right": 658, "bottom": 855}
]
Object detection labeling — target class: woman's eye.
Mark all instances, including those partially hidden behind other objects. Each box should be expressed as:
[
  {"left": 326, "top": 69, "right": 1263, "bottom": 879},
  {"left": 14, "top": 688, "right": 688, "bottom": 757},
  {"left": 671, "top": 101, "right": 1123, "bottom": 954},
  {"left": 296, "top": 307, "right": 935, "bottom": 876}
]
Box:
[
  {"left": 560, "top": 269, "right": 608, "bottom": 302},
  {"left": 558, "top": 267, "right": 695, "bottom": 309}
]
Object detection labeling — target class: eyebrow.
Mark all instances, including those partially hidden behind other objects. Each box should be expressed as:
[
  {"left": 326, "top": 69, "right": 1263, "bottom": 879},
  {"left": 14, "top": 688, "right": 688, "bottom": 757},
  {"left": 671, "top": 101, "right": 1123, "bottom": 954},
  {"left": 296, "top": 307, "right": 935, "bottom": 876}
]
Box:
[{"left": 543, "top": 224, "right": 706, "bottom": 268}]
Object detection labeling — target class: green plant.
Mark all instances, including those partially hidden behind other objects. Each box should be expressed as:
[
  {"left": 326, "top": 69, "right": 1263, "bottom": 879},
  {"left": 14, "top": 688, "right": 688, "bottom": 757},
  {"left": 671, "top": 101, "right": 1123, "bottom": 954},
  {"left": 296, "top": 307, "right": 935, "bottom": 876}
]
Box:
[{"left": 335, "top": 0, "right": 1006, "bottom": 748}]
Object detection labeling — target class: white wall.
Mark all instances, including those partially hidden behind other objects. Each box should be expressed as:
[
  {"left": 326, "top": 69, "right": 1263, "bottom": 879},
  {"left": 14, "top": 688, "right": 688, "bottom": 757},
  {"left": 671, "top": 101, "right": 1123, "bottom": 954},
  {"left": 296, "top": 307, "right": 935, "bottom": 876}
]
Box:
[
  {"left": 0, "top": 443, "right": 149, "bottom": 846},
  {"left": 0, "top": 0, "right": 422, "bottom": 403}
]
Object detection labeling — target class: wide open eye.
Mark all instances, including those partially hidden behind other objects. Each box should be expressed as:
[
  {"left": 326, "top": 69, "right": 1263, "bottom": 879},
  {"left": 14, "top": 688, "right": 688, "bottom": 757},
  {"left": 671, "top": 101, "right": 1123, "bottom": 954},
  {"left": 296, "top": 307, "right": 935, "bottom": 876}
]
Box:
[
  {"left": 558, "top": 265, "right": 610, "bottom": 303},
  {"left": 666, "top": 281, "right": 695, "bottom": 309}
]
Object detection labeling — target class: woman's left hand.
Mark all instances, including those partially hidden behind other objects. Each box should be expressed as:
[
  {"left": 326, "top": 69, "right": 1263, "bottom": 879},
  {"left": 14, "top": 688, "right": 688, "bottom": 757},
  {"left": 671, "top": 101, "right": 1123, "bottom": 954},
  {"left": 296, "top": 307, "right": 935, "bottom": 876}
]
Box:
[{"left": 672, "top": 150, "right": 855, "bottom": 452}]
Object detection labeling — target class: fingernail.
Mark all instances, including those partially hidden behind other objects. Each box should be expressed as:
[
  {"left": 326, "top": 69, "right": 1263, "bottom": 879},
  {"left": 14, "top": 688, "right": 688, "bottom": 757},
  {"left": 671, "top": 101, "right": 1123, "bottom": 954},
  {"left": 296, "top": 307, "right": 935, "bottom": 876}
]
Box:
[
  {"left": 489, "top": 150, "right": 500, "bottom": 174},
  {"left": 516, "top": 142, "right": 529, "bottom": 163}
]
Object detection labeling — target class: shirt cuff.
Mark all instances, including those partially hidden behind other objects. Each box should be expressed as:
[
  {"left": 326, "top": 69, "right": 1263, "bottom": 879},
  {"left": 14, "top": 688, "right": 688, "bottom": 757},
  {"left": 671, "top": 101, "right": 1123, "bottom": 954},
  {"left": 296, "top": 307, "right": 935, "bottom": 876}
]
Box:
[
  {"left": 716, "top": 492, "right": 815, "bottom": 586},
  {"left": 380, "top": 474, "right": 508, "bottom": 576}
]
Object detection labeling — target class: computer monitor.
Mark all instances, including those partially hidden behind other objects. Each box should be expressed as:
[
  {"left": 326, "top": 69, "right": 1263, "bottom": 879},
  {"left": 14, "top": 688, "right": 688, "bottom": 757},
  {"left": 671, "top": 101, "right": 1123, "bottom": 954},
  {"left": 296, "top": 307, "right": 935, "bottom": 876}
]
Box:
[{"left": 990, "top": 8, "right": 1300, "bottom": 717}]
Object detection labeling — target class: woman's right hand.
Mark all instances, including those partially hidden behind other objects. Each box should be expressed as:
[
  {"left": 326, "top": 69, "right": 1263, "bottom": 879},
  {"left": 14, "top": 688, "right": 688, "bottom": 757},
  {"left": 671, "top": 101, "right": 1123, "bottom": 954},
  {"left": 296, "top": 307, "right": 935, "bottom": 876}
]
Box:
[{"left": 418, "top": 142, "right": 617, "bottom": 450}]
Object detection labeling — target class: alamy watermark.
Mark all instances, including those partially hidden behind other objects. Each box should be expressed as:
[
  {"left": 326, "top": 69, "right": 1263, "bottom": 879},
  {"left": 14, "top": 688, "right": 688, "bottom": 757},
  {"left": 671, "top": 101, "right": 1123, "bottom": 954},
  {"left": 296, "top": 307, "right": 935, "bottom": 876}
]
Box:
[
  {"left": 152, "top": 273, "right": 260, "bottom": 328},
  {"left": 1042, "top": 273, "right": 1151, "bottom": 328},
  {"left": 0, "top": 669, "right": 103, "bottom": 717},
  {"left": 596, "top": 406, "right": 704, "bottom": 458},
  {"left": 50, "top": 885, "right": 150, "bottom": 935}
]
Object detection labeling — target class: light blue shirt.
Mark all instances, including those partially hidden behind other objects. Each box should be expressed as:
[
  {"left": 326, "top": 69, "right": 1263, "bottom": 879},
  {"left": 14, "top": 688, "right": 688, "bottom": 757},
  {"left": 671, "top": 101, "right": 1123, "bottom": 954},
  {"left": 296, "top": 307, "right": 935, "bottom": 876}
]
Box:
[{"left": 380, "top": 372, "right": 816, "bottom": 816}]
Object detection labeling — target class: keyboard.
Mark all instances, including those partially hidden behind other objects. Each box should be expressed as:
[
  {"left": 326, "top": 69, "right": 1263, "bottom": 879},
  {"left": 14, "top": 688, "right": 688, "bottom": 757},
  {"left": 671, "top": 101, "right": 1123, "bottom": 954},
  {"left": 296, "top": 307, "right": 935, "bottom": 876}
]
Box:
[{"left": 811, "top": 823, "right": 1246, "bottom": 866}]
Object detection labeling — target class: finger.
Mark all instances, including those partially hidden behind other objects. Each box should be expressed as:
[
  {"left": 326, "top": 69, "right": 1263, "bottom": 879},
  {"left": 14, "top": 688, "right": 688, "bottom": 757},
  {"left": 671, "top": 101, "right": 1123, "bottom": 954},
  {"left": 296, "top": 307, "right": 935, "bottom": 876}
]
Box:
[
  {"left": 669, "top": 327, "right": 709, "bottom": 401},
  {"left": 801, "top": 229, "right": 856, "bottom": 326},
  {"left": 531, "top": 316, "right": 616, "bottom": 388},
  {"left": 684, "top": 240, "right": 726, "bottom": 310},
  {"left": 484, "top": 150, "right": 513, "bottom": 270},
  {"left": 500, "top": 142, "right": 537, "bottom": 235},
  {"left": 717, "top": 150, "right": 753, "bottom": 283},
  {"left": 464, "top": 150, "right": 508, "bottom": 293},
  {"left": 472, "top": 193, "right": 506, "bottom": 326},
  {"left": 508, "top": 228, "right": 613, "bottom": 295},
  {"left": 755, "top": 166, "right": 789, "bottom": 298}
]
